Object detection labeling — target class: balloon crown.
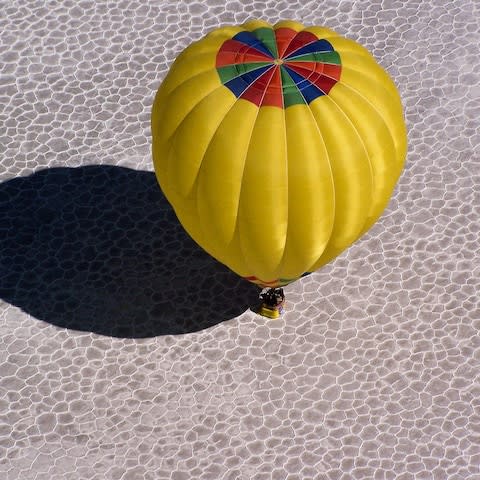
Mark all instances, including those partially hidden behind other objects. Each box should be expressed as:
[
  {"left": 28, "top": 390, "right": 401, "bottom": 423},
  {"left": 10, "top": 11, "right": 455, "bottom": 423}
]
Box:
[{"left": 216, "top": 26, "right": 342, "bottom": 108}]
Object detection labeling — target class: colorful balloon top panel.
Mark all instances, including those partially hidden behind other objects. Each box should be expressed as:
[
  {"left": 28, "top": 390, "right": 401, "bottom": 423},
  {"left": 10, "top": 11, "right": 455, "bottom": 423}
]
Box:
[{"left": 216, "top": 27, "right": 342, "bottom": 108}]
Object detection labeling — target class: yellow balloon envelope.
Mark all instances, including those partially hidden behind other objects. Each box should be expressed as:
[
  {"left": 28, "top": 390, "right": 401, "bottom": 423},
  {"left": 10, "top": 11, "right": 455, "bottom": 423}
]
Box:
[{"left": 151, "top": 20, "right": 407, "bottom": 288}]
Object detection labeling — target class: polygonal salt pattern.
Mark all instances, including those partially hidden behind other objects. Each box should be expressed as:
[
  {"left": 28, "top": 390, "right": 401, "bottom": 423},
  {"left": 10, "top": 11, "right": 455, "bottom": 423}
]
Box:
[{"left": 1, "top": 1, "right": 479, "bottom": 479}]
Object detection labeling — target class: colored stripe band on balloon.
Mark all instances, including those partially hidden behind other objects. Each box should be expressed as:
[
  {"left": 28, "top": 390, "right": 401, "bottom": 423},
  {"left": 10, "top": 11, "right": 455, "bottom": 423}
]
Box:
[{"left": 244, "top": 271, "right": 312, "bottom": 287}]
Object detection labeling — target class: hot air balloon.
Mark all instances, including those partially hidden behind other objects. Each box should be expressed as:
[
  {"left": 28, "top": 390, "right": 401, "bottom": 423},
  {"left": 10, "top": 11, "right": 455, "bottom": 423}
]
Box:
[{"left": 151, "top": 20, "right": 407, "bottom": 317}]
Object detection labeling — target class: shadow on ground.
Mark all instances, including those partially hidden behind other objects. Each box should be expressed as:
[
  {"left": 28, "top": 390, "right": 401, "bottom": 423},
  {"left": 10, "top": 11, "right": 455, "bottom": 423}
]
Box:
[{"left": 0, "top": 166, "right": 259, "bottom": 337}]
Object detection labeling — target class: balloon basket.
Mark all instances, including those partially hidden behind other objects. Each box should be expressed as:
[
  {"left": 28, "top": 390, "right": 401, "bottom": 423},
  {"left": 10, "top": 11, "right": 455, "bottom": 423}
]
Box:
[
  {"left": 256, "top": 303, "right": 285, "bottom": 319},
  {"left": 254, "top": 287, "right": 285, "bottom": 319}
]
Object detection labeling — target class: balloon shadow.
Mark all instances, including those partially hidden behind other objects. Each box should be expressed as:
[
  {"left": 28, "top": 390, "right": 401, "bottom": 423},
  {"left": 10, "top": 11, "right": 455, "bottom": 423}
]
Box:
[{"left": 0, "top": 165, "right": 259, "bottom": 337}]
